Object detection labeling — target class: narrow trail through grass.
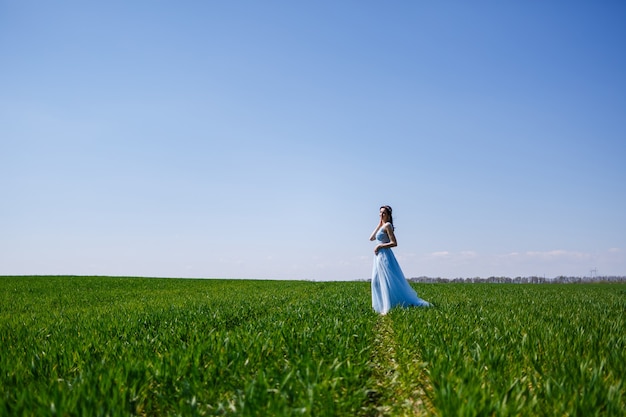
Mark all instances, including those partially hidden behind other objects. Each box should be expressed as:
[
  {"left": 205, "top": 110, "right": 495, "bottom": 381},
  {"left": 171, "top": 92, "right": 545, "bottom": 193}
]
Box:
[{"left": 368, "top": 314, "right": 433, "bottom": 417}]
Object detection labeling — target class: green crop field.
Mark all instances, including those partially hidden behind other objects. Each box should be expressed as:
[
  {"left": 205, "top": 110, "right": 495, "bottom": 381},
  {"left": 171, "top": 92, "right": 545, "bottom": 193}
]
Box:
[{"left": 1, "top": 277, "right": 624, "bottom": 416}]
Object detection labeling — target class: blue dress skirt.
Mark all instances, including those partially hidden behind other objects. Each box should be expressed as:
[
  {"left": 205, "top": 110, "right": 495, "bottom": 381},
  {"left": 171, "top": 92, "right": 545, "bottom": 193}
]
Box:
[{"left": 371, "top": 226, "right": 431, "bottom": 314}]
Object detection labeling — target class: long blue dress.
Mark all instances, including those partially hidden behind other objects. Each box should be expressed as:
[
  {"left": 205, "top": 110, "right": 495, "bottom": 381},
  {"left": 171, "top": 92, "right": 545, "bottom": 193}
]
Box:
[{"left": 372, "top": 224, "right": 431, "bottom": 314}]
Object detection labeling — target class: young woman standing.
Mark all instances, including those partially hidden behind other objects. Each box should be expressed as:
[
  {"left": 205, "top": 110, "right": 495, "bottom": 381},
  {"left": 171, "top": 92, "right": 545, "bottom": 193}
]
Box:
[{"left": 370, "top": 205, "right": 432, "bottom": 314}]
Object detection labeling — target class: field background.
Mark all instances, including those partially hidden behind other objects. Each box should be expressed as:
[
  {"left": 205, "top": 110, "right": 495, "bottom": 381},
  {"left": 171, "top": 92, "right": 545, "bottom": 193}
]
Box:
[{"left": 1, "top": 277, "right": 624, "bottom": 416}]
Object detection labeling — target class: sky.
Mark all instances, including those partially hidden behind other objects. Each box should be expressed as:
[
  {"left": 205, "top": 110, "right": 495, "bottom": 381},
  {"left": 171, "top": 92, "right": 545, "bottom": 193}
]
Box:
[{"left": 2, "top": 1, "right": 625, "bottom": 281}]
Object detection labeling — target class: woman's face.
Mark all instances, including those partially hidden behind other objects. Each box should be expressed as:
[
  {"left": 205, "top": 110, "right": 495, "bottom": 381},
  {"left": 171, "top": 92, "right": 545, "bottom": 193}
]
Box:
[{"left": 380, "top": 208, "right": 388, "bottom": 219}]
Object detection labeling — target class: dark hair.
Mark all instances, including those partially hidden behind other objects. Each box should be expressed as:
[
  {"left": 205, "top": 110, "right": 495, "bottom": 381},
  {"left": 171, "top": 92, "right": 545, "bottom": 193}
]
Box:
[{"left": 380, "top": 205, "right": 394, "bottom": 227}]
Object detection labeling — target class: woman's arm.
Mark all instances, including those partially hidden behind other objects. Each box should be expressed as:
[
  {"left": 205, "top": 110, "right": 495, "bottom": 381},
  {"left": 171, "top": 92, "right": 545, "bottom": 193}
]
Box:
[
  {"left": 369, "top": 220, "right": 384, "bottom": 241},
  {"left": 374, "top": 223, "right": 398, "bottom": 253},
  {"left": 385, "top": 224, "right": 398, "bottom": 248}
]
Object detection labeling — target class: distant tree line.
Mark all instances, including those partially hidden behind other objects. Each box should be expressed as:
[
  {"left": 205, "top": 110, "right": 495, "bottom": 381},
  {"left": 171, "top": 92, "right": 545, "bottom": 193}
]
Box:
[{"left": 408, "top": 276, "right": 626, "bottom": 284}]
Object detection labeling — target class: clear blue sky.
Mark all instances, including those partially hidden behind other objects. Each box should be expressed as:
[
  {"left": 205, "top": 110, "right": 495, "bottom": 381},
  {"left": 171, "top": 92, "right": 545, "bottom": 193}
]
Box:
[{"left": 2, "top": 1, "right": 625, "bottom": 280}]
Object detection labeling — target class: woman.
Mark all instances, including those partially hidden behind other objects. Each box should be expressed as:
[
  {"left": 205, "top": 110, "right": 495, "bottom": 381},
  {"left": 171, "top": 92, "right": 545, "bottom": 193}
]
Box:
[{"left": 370, "top": 205, "right": 431, "bottom": 314}]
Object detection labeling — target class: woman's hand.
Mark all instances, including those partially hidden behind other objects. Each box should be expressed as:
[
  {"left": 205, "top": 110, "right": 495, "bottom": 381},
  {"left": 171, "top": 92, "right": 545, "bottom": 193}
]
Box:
[
  {"left": 374, "top": 244, "right": 383, "bottom": 254},
  {"left": 370, "top": 218, "right": 385, "bottom": 241}
]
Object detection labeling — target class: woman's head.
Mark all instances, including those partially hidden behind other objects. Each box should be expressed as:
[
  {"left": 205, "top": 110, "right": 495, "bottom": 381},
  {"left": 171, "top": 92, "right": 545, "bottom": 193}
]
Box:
[{"left": 380, "top": 205, "right": 393, "bottom": 226}]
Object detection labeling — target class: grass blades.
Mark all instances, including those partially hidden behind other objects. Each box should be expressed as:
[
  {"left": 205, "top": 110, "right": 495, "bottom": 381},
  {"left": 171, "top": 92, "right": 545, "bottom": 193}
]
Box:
[
  {"left": 1, "top": 277, "right": 624, "bottom": 416},
  {"left": 390, "top": 284, "right": 626, "bottom": 416},
  {"left": 0, "top": 277, "right": 377, "bottom": 416}
]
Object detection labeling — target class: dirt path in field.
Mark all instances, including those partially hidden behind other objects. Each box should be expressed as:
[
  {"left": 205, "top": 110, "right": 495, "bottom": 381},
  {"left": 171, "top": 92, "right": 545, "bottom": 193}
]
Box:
[{"left": 366, "top": 315, "right": 433, "bottom": 417}]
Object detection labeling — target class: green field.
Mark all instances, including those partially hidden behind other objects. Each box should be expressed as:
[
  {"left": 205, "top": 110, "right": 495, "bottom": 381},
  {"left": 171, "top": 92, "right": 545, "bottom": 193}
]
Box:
[{"left": 1, "top": 277, "right": 624, "bottom": 416}]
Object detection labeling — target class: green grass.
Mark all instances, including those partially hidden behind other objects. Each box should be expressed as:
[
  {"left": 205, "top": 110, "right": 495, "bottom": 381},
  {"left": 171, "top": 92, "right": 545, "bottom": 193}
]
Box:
[
  {"left": 390, "top": 284, "right": 626, "bottom": 416},
  {"left": 1, "top": 277, "right": 376, "bottom": 416},
  {"left": 1, "top": 277, "right": 624, "bottom": 416}
]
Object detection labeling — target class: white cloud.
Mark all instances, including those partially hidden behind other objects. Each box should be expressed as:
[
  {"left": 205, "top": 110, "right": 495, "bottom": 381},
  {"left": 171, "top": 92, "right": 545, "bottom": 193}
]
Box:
[{"left": 524, "top": 250, "right": 590, "bottom": 260}]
